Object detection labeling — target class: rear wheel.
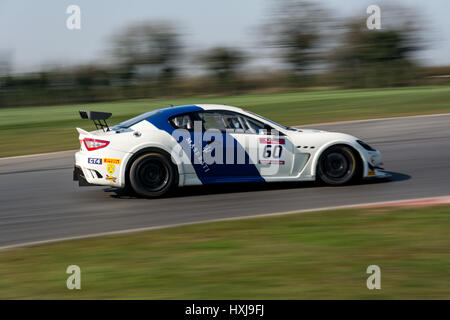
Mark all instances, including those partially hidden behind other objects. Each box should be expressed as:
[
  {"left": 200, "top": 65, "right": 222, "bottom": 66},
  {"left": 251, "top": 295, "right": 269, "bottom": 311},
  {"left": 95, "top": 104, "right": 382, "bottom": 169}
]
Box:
[
  {"left": 129, "top": 152, "right": 177, "bottom": 197},
  {"left": 317, "top": 145, "right": 359, "bottom": 185}
]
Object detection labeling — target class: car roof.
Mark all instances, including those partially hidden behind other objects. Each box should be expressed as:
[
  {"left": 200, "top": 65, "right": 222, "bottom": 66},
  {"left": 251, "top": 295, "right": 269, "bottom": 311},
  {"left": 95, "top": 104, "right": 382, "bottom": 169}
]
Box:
[
  {"left": 196, "top": 104, "right": 244, "bottom": 112},
  {"left": 156, "top": 104, "right": 244, "bottom": 115},
  {"left": 145, "top": 104, "right": 247, "bottom": 122},
  {"left": 164, "top": 104, "right": 243, "bottom": 113},
  {"left": 140, "top": 103, "right": 289, "bottom": 132}
]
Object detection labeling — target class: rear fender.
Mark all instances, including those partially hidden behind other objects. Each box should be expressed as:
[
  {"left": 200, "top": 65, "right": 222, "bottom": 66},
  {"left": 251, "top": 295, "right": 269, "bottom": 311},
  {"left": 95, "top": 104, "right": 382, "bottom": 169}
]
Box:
[{"left": 120, "top": 142, "right": 186, "bottom": 188}]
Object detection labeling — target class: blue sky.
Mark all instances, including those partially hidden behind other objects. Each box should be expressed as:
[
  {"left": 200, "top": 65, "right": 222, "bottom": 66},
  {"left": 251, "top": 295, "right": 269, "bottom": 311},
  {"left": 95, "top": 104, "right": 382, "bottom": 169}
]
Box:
[{"left": 0, "top": 0, "right": 449, "bottom": 73}]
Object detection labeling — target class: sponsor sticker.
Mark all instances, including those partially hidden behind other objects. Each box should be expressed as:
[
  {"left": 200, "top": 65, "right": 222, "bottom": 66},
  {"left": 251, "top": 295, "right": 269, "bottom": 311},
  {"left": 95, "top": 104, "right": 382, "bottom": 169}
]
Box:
[
  {"left": 107, "top": 164, "right": 115, "bottom": 175},
  {"left": 368, "top": 171, "right": 376, "bottom": 176},
  {"left": 104, "top": 158, "right": 121, "bottom": 165},
  {"left": 105, "top": 175, "right": 117, "bottom": 183},
  {"left": 259, "top": 159, "right": 285, "bottom": 165},
  {"left": 88, "top": 158, "right": 102, "bottom": 165},
  {"left": 259, "top": 137, "right": 285, "bottom": 144}
]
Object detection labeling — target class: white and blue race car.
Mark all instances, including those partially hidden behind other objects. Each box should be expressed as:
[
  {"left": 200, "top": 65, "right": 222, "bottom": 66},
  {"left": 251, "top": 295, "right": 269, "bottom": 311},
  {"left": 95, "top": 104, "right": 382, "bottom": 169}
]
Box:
[{"left": 74, "top": 104, "right": 389, "bottom": 197}]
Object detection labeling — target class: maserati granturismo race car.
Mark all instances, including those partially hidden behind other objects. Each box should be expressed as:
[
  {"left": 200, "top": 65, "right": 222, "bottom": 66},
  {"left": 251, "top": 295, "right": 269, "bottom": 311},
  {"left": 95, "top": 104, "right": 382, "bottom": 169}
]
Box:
[{"left": 73, "top": 104, "right": 389, "bottom": 197}]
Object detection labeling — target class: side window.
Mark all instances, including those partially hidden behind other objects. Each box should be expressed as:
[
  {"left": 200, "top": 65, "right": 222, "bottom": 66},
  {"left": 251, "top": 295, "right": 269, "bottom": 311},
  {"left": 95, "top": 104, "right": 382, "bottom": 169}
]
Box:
[
  {"left": 244, "top": 117, "right": 266, "bottom": 134},
  {"left": 222, "top": 113, "right": 246, "bottom": 133},
  {"left": 197, "top": 112, "right": 227, "bottom": 131},
  {"left": 195, "top": 111, "right": 278, "bottom": 135},
  {"left": 170, "top": 114, "right": 193, "bottom": 131}
]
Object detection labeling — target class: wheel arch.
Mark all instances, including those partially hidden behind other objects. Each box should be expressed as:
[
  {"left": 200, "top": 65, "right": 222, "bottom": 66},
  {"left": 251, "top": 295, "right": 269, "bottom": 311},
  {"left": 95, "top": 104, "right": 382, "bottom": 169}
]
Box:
[
  {"left": 310, "top": 141, "right": 365, "bottom": 179},
  {"left": 123, "top": 146, "right": 181, "bottom": 190}
]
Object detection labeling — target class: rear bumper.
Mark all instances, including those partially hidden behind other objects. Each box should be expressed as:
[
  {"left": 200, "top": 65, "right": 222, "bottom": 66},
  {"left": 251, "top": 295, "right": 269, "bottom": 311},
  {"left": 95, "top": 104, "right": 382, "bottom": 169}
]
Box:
[
  {"left": 73, "top": 166, "right": 102, "bottom": 186},
  {"left": 74, "top": 150, "right": 128, "bottom": 187}
]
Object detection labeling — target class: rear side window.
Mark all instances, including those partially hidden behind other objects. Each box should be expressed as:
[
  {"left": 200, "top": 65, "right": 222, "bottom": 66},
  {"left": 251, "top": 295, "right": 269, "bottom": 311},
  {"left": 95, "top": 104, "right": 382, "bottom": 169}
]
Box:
[{"left": 170, "top": 114, "right": 194, "bottom": 130}]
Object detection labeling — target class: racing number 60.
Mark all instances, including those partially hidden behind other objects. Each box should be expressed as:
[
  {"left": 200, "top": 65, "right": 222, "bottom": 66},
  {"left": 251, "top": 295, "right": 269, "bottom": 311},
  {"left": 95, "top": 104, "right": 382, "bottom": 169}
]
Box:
[{"left": 263, "top": 144, "right": 283, "bottom": 158}]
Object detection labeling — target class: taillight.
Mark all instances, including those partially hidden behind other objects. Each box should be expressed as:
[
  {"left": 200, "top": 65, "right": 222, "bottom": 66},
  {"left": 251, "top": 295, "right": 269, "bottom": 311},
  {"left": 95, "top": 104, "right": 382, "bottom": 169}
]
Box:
[{"left": 82, "top": 138, "right": 110, "bottom": 151}]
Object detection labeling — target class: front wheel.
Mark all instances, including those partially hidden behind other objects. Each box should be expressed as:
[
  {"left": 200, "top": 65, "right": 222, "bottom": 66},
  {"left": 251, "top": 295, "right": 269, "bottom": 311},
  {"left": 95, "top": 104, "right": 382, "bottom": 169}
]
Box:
[
  {"left": 317, "top": 145, "right": 359, "bottom": 185},
  {"left": 129, "top": 152, "right": 177, "bottom": 198}
]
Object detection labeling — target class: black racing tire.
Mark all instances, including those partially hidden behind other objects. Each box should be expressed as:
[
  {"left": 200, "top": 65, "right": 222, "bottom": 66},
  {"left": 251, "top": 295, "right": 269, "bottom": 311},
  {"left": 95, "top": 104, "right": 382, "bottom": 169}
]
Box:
[
  {"left": 129, "top": 152, "right": 177, "bottom": 198},
  {"left": 317, "top": 145, "right": 359, "bottom": 186}
]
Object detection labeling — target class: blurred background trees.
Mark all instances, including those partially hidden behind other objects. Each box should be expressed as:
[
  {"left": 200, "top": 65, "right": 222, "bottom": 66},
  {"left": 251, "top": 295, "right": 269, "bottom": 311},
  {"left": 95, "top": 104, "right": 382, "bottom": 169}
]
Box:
[
  {"left": 331, "top": 18, "right": 422, "bottom": 88},
  {"left": 0, "top": 1, "right": 447, "bottom": 108},
  {"left": 111, "top": 22, "right": 181, "bottom": 81},
  {"left": 197, "top": 47, "right": 247, "bottom": 92},
  {"left": 262, "top": 0, "right": 331, "bottom": 83},
  {"left": 111, "top": 21, "right": 182, "bottom": 96}
]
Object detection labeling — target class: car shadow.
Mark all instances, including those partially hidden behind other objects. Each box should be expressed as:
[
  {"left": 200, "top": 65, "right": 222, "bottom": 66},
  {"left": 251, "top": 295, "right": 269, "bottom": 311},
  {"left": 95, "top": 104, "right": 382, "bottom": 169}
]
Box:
[{"left": 105, "top": 171, "right": 410, "bottom": 199}]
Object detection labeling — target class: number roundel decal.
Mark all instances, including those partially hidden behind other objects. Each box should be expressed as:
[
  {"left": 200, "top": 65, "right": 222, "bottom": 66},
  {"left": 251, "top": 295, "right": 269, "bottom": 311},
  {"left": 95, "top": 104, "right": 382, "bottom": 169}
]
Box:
[{"left": 258, "top": 138, "right": 285, "bottom": 164}]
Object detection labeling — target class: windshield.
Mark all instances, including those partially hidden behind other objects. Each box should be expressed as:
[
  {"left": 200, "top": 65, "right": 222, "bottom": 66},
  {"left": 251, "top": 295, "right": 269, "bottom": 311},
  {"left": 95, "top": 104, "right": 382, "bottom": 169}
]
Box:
[
  {"left": 244, "top": 110, "right": 294, "bottom": 131},
  {"left": 110, "top": 109, "right": 161, "bottom": 130}
]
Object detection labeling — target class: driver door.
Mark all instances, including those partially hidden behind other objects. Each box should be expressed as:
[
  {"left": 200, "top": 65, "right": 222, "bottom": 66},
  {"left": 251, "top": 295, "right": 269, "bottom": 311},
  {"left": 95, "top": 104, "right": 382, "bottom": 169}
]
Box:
[{"left": 221, "top": 112, "right": 298, "bottom": 180}]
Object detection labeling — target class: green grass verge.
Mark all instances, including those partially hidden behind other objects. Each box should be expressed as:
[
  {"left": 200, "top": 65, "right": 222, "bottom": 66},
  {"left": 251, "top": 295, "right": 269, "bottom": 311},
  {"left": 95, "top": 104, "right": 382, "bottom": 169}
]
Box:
[
  {"left": 1, "top": 205, "right": 449, "bottom": 299},
  {"left": 1, "top": 86, "right": 450, "bottom": 157}
]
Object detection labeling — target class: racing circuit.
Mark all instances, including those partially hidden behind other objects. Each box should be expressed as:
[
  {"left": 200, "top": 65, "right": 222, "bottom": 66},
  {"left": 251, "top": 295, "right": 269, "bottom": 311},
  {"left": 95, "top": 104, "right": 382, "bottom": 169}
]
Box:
[{"left": 0, "top": 114, "right": 449, "bottom": 248}]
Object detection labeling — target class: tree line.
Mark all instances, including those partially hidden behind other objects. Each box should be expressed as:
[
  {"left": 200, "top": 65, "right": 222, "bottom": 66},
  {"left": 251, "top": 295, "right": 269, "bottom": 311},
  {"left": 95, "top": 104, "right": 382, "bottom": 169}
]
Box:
[{"left": 0, "top": 0, "right": 447, "bottom": 108}]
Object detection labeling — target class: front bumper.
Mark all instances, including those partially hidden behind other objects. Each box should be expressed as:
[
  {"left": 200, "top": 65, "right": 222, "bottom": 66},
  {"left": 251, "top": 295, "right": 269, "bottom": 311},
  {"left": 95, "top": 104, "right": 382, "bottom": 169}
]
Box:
[
  {"left": 365, "top": 158, "right": 391, "bottom": 179},
  {"left": 363, "top": 150, "right": 391, "bottom": 179},
  {"left": 366, "top": 168, "right": 391, "bottom": 179}
]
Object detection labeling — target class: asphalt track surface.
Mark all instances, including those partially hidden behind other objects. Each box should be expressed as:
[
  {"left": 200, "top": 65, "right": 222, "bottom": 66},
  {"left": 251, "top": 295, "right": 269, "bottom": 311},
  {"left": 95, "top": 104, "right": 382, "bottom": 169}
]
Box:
[{"left": 1, "top": 114, "right": 449, "bottom": 247}]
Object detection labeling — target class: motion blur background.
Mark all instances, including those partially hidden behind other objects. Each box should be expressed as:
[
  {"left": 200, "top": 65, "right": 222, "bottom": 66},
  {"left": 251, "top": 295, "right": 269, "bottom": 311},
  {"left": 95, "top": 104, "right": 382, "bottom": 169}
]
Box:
[
  {"left": 0, "top": 0, "right": 449, "bottom": 108},
  {"left": 1, "top": 1, "right": 450, "bottom": 299}
]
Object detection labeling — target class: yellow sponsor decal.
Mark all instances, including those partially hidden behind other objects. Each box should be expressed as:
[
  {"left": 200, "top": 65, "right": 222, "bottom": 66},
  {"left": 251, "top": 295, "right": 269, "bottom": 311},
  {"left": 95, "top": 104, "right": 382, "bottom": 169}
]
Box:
[
  {"left": 107, "top": 164, "right": 115, "bottom": 175},
  {"left": 105, "top": 175, "right": 117, "bottom": 183},
  {"left": 104, "top": 158, "right": 121, "bottom": 165},
  {"left": 368, "top": 171, "right": 376, "bottom": 176}
]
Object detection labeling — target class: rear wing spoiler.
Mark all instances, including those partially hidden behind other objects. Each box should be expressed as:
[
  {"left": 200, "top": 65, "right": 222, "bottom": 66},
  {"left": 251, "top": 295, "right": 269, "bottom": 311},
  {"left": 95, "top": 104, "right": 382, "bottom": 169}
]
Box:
[{"left": 79, "top": 110, "right": 112, "bottom": 132}]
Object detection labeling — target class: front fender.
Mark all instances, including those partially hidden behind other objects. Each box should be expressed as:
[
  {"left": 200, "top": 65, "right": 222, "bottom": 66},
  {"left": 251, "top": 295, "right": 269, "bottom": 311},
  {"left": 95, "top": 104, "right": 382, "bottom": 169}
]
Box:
[{"left": 309, "top": 140, "right": 368, "bottom": 178}]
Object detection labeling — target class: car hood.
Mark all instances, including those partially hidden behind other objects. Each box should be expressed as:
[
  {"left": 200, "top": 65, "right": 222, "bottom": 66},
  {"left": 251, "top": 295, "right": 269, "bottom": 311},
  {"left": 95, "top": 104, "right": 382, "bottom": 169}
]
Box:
[
  {"left": 285, "top": 128, "right": 357, "bottom": 148},
  {"left": 293, "top": 128, "right": 324, "bottom": 134}
]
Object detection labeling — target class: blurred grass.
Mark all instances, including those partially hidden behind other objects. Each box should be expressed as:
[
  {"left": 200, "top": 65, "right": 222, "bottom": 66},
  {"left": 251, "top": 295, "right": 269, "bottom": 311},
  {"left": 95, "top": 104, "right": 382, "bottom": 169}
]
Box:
[
  {"left": 1, "top": 86, "right": 450, "bottom": 157},
  {"left": 0, "top": 205, "right": 449, "bottom": 299}
]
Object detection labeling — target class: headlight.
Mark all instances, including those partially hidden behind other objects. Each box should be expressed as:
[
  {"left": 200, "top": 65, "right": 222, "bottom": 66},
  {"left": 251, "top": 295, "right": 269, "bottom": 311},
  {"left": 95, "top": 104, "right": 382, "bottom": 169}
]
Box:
[{"left": 356, "top": 140, "right": 376, "bottom": 151}]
